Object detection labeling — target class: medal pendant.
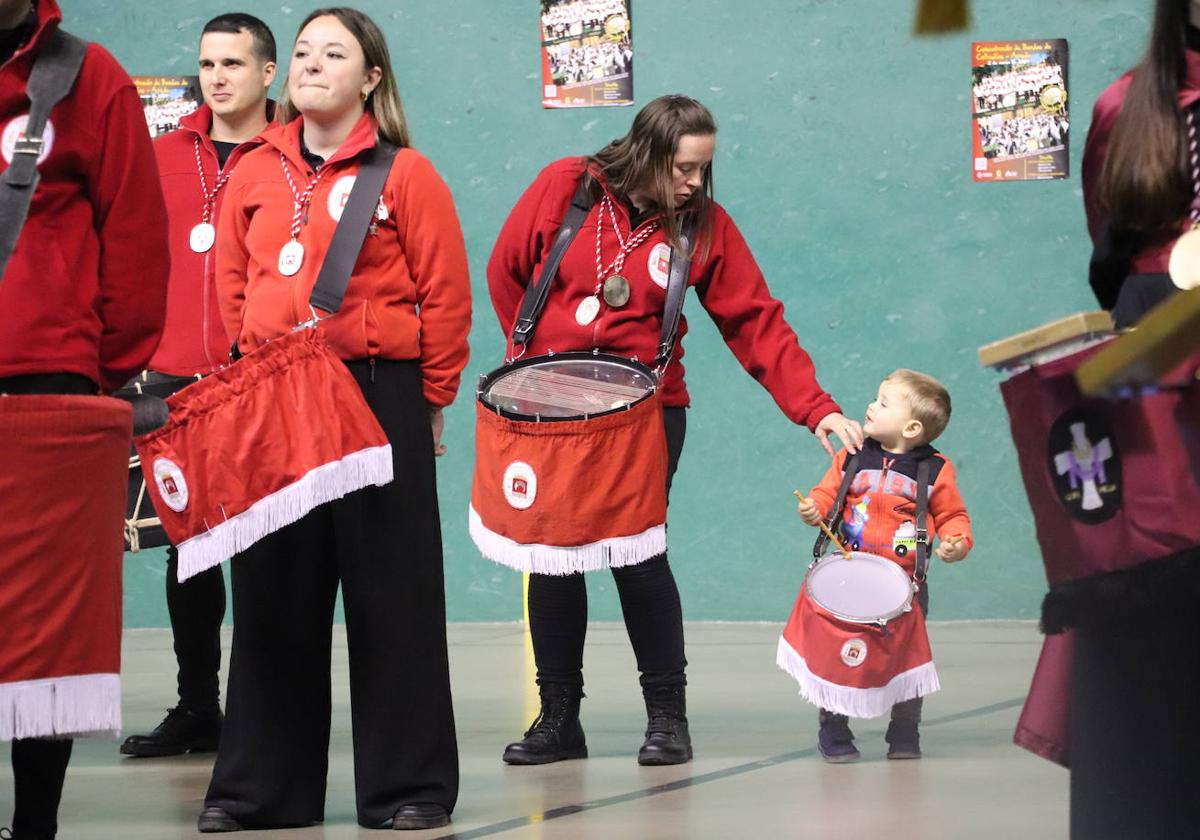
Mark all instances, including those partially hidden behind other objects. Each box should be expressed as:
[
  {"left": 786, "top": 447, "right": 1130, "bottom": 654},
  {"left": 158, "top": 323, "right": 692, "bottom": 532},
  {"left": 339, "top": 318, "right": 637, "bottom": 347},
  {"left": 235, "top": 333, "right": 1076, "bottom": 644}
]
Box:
[
  {"left": 575, "top": 295, "right": 601, "bottom": 326},
  {"left": 602, "top": 274, "right": 631, "bottom": 307},
  {"left": 278, "top": 240, "right": 305, "bottom": 277},
  {"left": 1169, "top": 226, "right": 1200, "bottom": 290},
  {"left": 189, "top": 222, "right": 216, "bottom": 253}
]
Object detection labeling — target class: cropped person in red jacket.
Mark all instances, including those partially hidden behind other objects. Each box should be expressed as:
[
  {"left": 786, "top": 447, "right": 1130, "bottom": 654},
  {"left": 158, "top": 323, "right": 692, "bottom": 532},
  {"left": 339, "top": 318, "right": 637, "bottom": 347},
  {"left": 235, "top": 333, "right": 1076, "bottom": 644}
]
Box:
[
  {"left": 487, "top": 94, "right": 863, "bottom": 767},
  {"left": 119, "top": 11, "right": 278, "bottom": 763},
  {"left": 197, "top": 7, "right": 470, "bottom": 833},
  {"left": 0, "top": 1, "right": 168, "bottom": 838}
]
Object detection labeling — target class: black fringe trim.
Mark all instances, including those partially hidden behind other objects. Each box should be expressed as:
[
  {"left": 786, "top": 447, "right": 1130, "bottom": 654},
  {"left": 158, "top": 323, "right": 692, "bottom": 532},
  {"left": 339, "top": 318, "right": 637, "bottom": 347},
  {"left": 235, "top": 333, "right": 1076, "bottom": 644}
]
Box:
[{"left": 1041, "top": 545, "right": 1200, "bottom": 634}]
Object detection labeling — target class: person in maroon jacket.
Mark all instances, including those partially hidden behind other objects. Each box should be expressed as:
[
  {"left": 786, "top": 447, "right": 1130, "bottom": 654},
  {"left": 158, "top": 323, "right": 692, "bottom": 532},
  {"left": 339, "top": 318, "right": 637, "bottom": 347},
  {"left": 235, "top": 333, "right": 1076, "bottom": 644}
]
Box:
[
  {"left": 0, "top": 0, "right": 168, "bottom": 837},
  {"left": 487, "top": 94, "right": 863, "bottom": 767},
  {"left": 1076, "top": 2, "right": 1200, "bottom": 837},
  {"left": 118, "top": 11, "right": 277, "bottom": 762}
]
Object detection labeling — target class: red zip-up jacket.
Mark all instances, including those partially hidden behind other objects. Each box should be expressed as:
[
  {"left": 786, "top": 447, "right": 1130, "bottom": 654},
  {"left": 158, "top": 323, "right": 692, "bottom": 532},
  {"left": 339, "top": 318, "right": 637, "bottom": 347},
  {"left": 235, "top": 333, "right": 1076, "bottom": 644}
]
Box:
[
  {"left": 216, "top": 113, "right": 472, "bottom": 407},
  {"left": 0, "top": 0, "right": 168, "bottom": 392},
  {"left": 149, "top": 103, "right": 274, "bottom": 376},
  {"left": 807, "top": 439, "right": 973, "bottom": 577},
  {"left": 487, "top": 157, "right": 840, "bottom": 428}
]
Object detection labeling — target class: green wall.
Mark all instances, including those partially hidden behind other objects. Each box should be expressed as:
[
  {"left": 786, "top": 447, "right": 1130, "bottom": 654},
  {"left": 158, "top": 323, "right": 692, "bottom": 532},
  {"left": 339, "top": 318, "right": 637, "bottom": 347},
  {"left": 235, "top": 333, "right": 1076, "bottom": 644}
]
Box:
[{"left": 61, "top": 0, "right": 1151, "bottom": 625}]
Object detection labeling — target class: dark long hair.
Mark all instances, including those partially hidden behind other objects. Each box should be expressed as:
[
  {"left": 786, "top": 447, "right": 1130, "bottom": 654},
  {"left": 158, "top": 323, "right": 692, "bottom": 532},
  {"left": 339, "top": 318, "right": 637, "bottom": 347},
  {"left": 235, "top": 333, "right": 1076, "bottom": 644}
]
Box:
[
  {"left": 584, "top": 94, "right": 716, "bottom": 256},
  {"left": 1099, "top": 0, "right": 1191, "bottom": 233}
]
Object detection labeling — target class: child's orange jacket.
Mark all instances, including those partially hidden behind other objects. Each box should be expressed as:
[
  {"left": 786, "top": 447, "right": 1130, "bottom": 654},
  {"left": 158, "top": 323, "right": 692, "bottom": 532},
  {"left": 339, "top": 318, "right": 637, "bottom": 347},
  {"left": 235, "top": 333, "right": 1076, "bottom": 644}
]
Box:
[{"left": 808, "top": 438, "right": 973, "bottom": 575}]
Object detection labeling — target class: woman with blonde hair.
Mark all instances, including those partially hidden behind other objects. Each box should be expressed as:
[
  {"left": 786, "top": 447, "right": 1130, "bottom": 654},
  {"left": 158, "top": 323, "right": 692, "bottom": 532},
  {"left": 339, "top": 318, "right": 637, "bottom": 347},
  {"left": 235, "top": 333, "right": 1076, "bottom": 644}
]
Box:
[{"left": 198, "top": 7, "right": 470, "bottom": 832}]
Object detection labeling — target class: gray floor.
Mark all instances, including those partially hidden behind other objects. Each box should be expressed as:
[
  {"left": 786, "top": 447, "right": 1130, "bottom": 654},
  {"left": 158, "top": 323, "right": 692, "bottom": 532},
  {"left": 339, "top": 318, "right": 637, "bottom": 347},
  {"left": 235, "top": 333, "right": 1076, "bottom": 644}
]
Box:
[{"left": 2, "top": 622, "right": 1067, "bottom": 839}]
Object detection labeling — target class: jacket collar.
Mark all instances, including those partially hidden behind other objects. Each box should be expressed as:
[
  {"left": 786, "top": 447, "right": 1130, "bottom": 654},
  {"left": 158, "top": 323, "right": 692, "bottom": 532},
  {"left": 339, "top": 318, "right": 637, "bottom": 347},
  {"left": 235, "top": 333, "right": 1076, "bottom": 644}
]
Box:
[{"left": 264, "top": 111, "right": 378, "bottom": 171}]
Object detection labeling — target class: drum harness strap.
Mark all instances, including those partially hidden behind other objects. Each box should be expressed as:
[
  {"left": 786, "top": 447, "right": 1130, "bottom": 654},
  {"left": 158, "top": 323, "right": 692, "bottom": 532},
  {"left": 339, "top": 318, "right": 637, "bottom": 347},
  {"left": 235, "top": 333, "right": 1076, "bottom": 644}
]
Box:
[
  {"left": 0, "top": 28, "right": 88, "bottom": 278},
  {"left": 813, "top": 452, "right": 934, "bottom": 584},
  {"left": 509, "top": 176, "right": 695, "bottom": 373}
]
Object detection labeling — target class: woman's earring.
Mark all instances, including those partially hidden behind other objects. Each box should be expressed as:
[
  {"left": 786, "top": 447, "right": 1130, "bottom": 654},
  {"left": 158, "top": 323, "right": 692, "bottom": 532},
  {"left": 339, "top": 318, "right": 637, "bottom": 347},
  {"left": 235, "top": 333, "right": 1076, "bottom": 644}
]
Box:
[{"left": 361, "top": 89, "right": 369, "bottom": 102}]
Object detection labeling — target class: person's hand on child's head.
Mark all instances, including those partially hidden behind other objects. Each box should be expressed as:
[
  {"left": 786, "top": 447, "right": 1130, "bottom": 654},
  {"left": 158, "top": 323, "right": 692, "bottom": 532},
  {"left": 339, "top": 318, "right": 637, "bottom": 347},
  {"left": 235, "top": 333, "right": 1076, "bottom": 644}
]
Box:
[
  {"left": 936, "top": 535, "right": 968, "bottom": 563},
  {"left": 796, "top": 495, "right": 823, "bottom": 526},
  {"left": 814, "top": 411, "right": 864, "bottom": 457}
]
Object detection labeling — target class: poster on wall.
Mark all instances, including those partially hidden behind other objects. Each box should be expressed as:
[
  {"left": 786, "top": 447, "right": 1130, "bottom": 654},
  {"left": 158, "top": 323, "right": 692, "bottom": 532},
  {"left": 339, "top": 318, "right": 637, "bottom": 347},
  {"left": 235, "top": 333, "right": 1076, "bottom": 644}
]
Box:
[
  {"left": 971, "top": 40, "right": 1069, "bottom": 182},
  {"left": 134, "top": 76, "right": 202, "bottom": 138},
  {"left": 541, "top": 0, "right": 633, "bottom": 108}
]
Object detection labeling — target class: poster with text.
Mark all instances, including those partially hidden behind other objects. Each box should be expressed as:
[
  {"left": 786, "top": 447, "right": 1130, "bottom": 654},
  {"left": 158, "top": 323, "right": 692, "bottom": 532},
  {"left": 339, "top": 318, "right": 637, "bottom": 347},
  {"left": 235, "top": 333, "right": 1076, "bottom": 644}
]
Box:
[
  {"left": 971, "top": 40, "right": 1068, "bottom": 182},
  {"left": 541, "top": 0, "right": 633, "bottom": 108},
  {"left": 134, "top": 76, "right": 201, "bottom": 139}
]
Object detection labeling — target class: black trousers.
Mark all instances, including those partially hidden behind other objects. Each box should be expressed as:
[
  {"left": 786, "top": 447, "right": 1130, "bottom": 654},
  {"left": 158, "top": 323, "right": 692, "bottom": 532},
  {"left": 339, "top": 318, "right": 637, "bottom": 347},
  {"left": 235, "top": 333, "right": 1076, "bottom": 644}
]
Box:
[
  {"left": 1, "top": 373, "right": 95, "bottom": 840},
  {"left": 203, "top": 359, "right": 458, "bottom": 829},
  {"left": 1069, "top": 617, "right": 1200, "bottom": 839},
  {"left": 527, "top": 407, "right": 688, "bottom": 690},
  {"left": 165, "top": 546, "right": 225, "bottom": 712}
]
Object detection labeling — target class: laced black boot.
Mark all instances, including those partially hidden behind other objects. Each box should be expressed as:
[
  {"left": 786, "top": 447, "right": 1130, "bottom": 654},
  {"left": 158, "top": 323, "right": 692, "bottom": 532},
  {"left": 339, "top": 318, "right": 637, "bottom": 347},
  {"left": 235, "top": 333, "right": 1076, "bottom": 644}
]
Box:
[
  {"left": 638, "top": 684, "right": 692, "bottom": 765},
  {"left": 502, "top": 683, "right": 587, "bottom": 765}
]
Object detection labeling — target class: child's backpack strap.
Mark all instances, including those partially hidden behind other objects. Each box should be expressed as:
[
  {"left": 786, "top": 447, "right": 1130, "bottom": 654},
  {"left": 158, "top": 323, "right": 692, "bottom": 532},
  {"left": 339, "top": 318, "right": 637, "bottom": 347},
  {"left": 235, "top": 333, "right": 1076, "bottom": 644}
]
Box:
[
  {"left": 914, "top": 457, "right": 932, "bottom": 582},
  {"left": 812, "top": 452, "right": 861, "bottom": 560}
]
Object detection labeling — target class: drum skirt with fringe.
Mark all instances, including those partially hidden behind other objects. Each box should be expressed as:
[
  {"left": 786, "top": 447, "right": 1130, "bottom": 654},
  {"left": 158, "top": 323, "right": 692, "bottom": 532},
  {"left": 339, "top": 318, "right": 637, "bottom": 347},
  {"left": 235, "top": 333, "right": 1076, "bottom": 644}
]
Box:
[
  {"left": 777, "top": 584, "right": 940, "bottom": 719},
  {"left": 470, "top": 393, "right": 668, "bottom": 574},
  {"left": 0, "top": 395, "right": 130, "bottom": 740}
]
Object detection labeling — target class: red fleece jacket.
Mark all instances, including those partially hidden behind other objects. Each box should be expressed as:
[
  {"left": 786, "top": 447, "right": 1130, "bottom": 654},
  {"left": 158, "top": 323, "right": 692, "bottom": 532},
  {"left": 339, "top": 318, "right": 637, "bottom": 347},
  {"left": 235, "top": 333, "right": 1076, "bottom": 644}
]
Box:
[
  {"left": 149, "top": 103, "right": 273, "bottom": 377},
  {"left": 215, "top": 113, "right": 472, "bottom": 407},
  {"left": 487, "top": 157, "right": 840, "bottom": 428},
  {"left": 0, "top": 0, "right": 168, "bottom": 392}
]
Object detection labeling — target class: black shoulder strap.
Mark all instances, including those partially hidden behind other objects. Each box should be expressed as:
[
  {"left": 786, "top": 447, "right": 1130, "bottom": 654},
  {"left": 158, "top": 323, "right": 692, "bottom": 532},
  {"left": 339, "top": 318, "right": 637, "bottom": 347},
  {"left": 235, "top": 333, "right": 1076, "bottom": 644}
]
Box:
[
  {"left": 0, "top": 29, "right": 88, "bottom": 280},
  {"left": 511, "top": 179, "right": 595, "bottom": 348},
  {"left": 656, "top": 224, "right": 695, "bottom": 367},
  {"left": 813, "top": 452, "right": 861, "bottom": 560},
  {"left": 914, "top": 457, "right": 932, "bottom": 581},
  {"left": 308, "top": 141, "right": 399, "bottom": 314}
]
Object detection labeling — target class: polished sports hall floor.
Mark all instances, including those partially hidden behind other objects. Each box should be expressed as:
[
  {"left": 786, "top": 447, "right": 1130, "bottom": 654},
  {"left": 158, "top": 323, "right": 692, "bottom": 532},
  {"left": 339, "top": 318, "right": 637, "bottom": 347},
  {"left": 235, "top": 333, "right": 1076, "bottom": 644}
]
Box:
[{"left": 1, "top": 622, "right": 1066, "bottom": 839}]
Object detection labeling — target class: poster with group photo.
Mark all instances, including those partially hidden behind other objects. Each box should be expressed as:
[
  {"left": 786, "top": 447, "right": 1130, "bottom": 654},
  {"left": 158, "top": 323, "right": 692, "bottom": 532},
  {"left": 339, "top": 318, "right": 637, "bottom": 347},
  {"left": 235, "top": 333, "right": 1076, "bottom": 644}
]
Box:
[
  {"left": 541, "top": 0, "right": 633, "bottom": 108},
  {"left": 971, "top": 40, "right": 1069, "bottom": 182},
  {"left": 134, "top": 76, "right": 201, "bottom": 139}
]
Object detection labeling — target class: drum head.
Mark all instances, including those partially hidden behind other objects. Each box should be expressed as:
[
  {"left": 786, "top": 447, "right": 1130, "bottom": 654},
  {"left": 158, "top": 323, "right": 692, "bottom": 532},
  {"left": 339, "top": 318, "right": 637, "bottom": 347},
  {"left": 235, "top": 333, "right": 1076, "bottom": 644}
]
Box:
[
  {"left": 805, "top": 551, "right": 915, "bottom": 623},
  {"left": 479, "top": 352, "right": 656, "bottom": 421}
]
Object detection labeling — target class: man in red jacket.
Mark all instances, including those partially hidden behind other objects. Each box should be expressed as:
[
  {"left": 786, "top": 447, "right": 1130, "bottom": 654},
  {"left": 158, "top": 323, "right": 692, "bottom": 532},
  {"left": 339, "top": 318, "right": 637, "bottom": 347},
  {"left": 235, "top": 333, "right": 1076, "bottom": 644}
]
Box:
[
  {"left": 0, "top": 0, "right": 169, "bottom": 837},
  {"left": 119, "top": 12, "right": 277, "bottom": 760}
]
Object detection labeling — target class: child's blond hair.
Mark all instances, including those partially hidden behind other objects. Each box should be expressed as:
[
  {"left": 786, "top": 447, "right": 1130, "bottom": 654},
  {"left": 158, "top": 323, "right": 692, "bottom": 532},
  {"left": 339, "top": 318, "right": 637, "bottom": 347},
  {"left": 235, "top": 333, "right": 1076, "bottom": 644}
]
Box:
[{"left": 886, "top": 369, "right": 951, "bottom": 443}]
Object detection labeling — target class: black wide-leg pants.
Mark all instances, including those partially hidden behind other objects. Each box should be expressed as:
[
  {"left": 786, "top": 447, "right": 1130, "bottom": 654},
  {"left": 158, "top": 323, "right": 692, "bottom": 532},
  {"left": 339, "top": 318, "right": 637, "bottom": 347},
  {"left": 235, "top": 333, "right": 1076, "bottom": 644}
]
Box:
[{"left": 204, "top": 359, "right": 458, "bottom": 829}]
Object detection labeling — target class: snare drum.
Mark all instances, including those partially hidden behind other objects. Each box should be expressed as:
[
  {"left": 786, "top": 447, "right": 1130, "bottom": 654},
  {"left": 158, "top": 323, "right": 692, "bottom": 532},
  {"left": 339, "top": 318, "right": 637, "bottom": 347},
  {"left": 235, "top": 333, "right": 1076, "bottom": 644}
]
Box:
[
  {"left": 777, "top": 551, "right": 939, "bottom": 718},
  {"left": 804, "top": 551, "right": 917, "bottom": 625},
  {"left": 469, "top": 352, "right": 669, "bottom": 574}
]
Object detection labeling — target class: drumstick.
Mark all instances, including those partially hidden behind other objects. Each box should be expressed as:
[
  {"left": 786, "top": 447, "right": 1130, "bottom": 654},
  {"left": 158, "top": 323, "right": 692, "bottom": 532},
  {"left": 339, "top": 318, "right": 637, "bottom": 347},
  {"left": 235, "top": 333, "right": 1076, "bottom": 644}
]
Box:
[{"left": 794, "top": 491, "right": 851, "bottom": 559}]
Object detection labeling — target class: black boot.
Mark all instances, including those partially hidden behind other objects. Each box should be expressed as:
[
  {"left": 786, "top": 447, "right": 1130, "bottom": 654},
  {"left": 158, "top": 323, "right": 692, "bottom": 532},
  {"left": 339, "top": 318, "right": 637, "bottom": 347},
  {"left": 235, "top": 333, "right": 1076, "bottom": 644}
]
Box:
[
  {"left": 638, "top": 684, "right": 693, "bottom": 765},
  {"left": 120, "top": 705, "right": 222, "bottom": 757},
  {"left": 502, "top": 683, "right": 587, "bottom": 765}
]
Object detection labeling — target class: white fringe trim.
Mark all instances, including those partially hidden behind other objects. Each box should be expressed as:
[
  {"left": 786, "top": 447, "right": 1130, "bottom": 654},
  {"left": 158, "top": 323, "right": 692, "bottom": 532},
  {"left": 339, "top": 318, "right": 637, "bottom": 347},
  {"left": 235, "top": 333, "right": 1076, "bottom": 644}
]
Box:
[
  {"left": 468, "top": 504, "right": 666, "bottom": 575},
  {"left": 0, "top": 674, "right": 121, "bottom": 740},
  {"left": 176, "top": 445, "right": 394, "bottom": 581},
  {"left": 776, "top": 635, "right": 940, "bottom": 719}
]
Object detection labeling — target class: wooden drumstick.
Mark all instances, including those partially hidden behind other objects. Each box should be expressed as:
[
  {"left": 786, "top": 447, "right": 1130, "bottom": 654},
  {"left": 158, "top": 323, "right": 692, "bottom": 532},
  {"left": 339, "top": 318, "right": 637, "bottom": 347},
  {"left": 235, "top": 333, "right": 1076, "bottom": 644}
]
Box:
[{"left": 794, "top": 491, "right": 851, "bottom": 559}]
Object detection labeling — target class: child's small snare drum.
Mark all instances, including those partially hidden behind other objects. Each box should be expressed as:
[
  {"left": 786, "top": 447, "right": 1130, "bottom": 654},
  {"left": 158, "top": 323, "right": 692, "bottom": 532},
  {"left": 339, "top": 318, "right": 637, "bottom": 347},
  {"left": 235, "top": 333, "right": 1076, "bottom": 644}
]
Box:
[{"left": 803, "top": 550, "right": 917, "bottom": 625}]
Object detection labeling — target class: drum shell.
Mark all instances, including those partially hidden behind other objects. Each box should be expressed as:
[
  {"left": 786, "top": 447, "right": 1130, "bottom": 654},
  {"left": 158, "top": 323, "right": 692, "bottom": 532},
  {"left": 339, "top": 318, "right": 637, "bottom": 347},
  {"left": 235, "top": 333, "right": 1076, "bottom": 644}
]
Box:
[
  {"left": 1000, "top": 342, "right": 1200, "bottom": 588},
  {"left": 470, "top": 384, "right": 668, "bottom": 573}
]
